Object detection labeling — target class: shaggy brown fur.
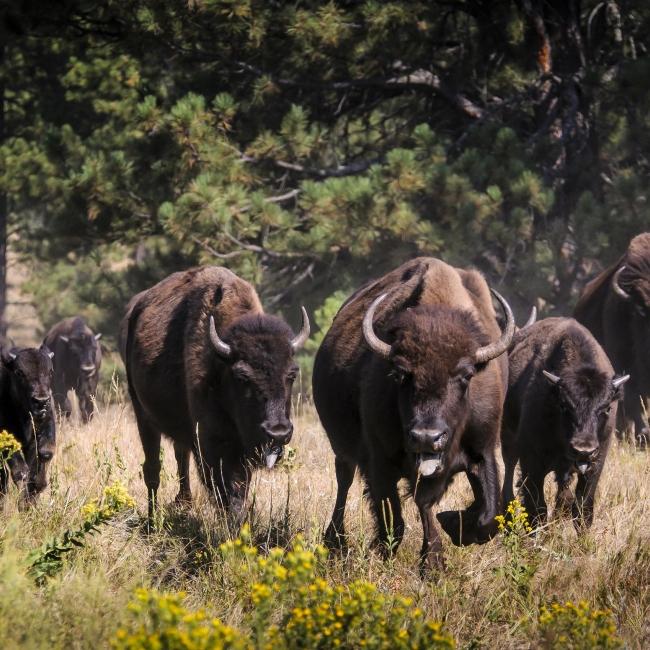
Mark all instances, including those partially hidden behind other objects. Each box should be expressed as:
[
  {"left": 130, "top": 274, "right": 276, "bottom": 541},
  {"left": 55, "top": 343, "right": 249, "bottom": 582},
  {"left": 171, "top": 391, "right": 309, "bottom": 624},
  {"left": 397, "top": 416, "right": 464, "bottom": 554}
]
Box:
[
  {"left": 313, "top": 257, "right": 509, "bottom": 570},
  {"left": 123, "top": 266, "right": 302, "bottom": 521},
  {"left": 44, "top": 316, "right": 102, "bottom": 422},
  {"left": 574, "top": 233, "right": 650, "bottom": 444},
  {"left": 503, "top": 318, "right": 623, "bottom": 529},
  {"left": 0, "top": 346, "right": 55, "bottom": 501}
]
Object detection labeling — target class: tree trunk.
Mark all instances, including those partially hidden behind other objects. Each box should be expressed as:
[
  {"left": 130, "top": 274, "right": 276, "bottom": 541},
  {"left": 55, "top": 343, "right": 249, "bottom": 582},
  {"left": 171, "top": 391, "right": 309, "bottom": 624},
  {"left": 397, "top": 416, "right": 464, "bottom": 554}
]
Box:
[{"left": 0, "top": 44, "right": 7, "bottom": 337}]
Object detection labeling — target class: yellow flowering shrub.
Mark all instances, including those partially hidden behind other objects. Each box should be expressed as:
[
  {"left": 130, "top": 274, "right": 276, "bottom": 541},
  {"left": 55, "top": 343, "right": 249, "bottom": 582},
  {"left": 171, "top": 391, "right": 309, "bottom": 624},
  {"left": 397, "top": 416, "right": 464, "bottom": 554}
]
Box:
[
  {"left": 115, "top": 530, "right": 455, "bottom": 649},
  {"left": 29, "top": 481, "right": 136, "bottom": 584},
  {"left": 538, "top": 601, "right": 622, "bottom": 649},
  {"left": 0, "top": 430, "right": 21, "bottom": 462},
  {"left": 112, "top": 589, "right": 247, "bottom": 650},
  {"left": 495, "top": 499, "right": 536, "bottom": 598}
]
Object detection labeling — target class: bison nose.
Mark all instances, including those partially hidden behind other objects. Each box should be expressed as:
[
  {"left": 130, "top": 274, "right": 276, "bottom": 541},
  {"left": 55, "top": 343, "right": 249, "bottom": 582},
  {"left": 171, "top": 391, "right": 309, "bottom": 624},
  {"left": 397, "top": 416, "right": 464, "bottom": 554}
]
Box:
[
  {"left": 409, "top": 428, "right": 448, "bottom": 451},
  {"left": 262, "top": 421, "right": 293, "bottom": 445},
  {"left": 39, "top": 449, "right": 54, "bottom": 462},
  {"left": 32, "top": 395, "right": 50, "bottom": 411},
  {"left": 571, "top": 444, "right": 598, "bottom": 459}
]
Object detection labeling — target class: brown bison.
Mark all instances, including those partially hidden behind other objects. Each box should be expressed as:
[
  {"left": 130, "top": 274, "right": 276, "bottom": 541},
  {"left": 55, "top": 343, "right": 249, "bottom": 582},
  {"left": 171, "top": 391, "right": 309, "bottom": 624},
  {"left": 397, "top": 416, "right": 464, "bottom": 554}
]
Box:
[
  {"left": 502, "top": 318, "right": 628, "bottom": 529},
  {"left": 123, "top": 266, "right": 309, "bottom": 520},
  {"left": 44, "top": 317, "right": 102, "bottom": 422},
  {"left": 0, "top": 345, "right": 56, "bottom": 501},
  {"left": 574, "top": 232, "right": 650, "bottom": 445},
  {"left": 312, "top": 257, "right": 517, "bottom": 569}
]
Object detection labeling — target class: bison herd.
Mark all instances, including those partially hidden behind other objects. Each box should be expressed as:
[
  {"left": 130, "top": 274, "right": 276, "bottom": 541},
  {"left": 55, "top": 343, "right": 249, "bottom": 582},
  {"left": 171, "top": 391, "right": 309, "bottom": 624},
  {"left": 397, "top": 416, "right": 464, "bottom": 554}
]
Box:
[{"left": 1, "top": 232, "right": 649, "bottom": 571}]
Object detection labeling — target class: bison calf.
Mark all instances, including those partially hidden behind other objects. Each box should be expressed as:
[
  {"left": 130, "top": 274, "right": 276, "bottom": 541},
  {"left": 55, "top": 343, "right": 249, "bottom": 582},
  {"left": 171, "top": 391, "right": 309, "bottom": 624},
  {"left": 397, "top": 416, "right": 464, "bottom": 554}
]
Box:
[
  {"left": 313, "top": 257, "right": 516, "bottom": 570},
  {"left": 123, "top": 266, "right": 309, "bottom": 522},
  {"left": 44, "top": 316, "right": 102, "bottom": 422},
  {"left": 502, "top": 318, "right": 628, "bottom": 530},
  {"left": 0, "top": 346, "right": 56, "bottom": 501}
]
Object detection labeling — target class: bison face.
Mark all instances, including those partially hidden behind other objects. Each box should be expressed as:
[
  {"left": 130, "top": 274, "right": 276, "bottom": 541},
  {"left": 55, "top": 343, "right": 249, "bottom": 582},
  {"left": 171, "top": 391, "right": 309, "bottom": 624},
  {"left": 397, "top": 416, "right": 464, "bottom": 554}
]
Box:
[
  {"left": 59, "top": 331, "right": 101, "bottom": 378},
  {"left": 363, "top": 291, "right": 515, "bottom": 480},
  {"left": 543, "top": 367, "right": 628, "bottom": 474},
  {"left": 5, "top": 346, "right": 56, "bottom": 495},
  {"left": 209, "top": 311, "right": 309, "bottom": 468},
  {"left": 393, "top": 355, "right": 477, "bottom": 478}
]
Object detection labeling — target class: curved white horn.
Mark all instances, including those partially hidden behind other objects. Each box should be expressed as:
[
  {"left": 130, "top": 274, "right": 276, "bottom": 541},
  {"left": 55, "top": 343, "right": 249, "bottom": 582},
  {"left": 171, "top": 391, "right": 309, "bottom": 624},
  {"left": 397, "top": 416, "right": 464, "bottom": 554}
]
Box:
[
  {"left": 362, "top": 293, "right": 392, "bottom": 359},
  {"left": 475, "top": 289, "right": 516, "bottom": 364},
  {"left": 290, "top": 306, "right": 310, "bottom": 351},
  {"left": 543, "top": 369, "right": 561, "bottom": 384},
  {"left": 209, "top": 315, "right": 232, "bottom": 359},
  {"left": 611, "top": 266, "right": 631, "bottom": 300},
  {"left": 612, "top": 374, "right": 630, "bottom": 389}
]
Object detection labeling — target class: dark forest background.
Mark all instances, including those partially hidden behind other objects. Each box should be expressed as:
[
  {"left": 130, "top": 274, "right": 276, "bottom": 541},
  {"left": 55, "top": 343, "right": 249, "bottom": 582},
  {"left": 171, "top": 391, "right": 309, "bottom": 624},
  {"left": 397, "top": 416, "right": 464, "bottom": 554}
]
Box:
[{"left": 2, "top": 0, "right": 649, "bottom": 350}]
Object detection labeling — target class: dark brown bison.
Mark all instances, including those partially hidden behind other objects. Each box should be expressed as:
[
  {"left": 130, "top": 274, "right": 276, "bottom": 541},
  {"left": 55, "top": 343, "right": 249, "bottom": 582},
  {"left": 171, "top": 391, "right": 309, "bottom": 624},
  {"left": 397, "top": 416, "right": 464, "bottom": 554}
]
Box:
[
  {"left": 574, "top": 232, "right": 650, "bottom": 445},
  {"left": 123, "top": 266, "right": 309, "bottom": 520},
  {"left": 0, "top": 345, "right": 56, "bottom": 501},
  {"left": 313, "top": 257, "right": 517, "bottom": 570},
  {"left": 502, "top": 318, "right": 628, "bottom": 530},
  {"left": 44, "top": 317, "right": 102, "bottom": 422}
]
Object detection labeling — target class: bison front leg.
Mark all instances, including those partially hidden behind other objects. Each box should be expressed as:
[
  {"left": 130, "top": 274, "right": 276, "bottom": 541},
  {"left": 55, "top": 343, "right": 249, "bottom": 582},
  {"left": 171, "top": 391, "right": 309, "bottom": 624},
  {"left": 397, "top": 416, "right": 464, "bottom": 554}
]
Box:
[
  {"left": 438, "top": 452, "right": 500, "bottom": 546},
  {"left": 173, "top": 442, "right": 192, "bottom": 506},
  {"left": 324, "top": 457, "right": 356, "bottom": 550},
  {"left": 366, "top": 460, "right": 404, "bottom": 559},
  {"left": 415, "top": 496, "right": 444, "bottom": 572},
  {"left": 572, "top": 465, "right": 603, "bottom": 531},
  {"left": 518, "top": 454, "right": 548, "bottom": 529}
]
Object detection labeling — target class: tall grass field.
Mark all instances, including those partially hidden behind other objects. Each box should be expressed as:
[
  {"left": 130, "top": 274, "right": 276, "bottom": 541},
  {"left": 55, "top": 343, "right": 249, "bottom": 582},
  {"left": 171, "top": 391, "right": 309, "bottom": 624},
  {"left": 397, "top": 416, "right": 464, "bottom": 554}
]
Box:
[{"left": 1, "top": 384, "right": 648, "bottom": 649}]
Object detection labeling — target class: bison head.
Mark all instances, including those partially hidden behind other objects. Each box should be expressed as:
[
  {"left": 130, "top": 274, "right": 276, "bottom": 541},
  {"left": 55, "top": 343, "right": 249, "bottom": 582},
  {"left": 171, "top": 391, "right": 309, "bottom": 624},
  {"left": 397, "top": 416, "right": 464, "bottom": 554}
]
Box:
[
  {"left": 59, "top": 328, "right": 102, "bottom": 378},
  {"left": 363, "top": 290, "right": 514, "bottom": 478},
  {"left": 543, "top": 366, "right": 629, "bottom": 474},
  {"left": 208, "top": 308, "right": 309, "bottom": 468},
  {"left": 5, "top": 346, "right": 56, "bottom": 495}
]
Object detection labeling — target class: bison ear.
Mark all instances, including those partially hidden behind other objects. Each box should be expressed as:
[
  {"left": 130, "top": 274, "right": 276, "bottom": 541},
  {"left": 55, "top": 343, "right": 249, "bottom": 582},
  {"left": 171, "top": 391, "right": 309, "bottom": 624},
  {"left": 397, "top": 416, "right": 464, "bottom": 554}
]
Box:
[
  {"left": 60, "top": 335, "right": 69, "bottom": 343},
  {"left": 94, "top": 333, "right": 102, "bottom": 341}
]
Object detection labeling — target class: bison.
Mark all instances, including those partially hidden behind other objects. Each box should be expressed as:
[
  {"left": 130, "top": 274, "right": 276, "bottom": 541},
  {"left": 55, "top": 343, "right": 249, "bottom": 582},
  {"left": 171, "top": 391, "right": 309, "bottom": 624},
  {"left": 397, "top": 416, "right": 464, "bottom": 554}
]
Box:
[
  {"left": 502, "top": 318, "right": 628, "bottom": 530},
  {"left": 574, "top": 232, "right": 650, "bottom": 445},
  {"left": 312, "top": 257, "right": 518, "bottom": 570},
  {"left": 44, "top": 317, "right": 102, "bottom": 422},
  {"left": 0, "top": 345, "right": 56, "bottom": 501},
  {"left": 123, "top": 266, "right": 309, "bottom": 520}
]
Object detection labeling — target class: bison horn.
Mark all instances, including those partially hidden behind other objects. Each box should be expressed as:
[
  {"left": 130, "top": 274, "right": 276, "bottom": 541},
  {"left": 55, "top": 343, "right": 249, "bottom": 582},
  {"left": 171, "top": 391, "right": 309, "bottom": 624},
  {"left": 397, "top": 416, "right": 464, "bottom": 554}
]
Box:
[
  {"left": 474, "top": 289, "right": 516, "bottom": 364},
  {"left": 290, "top": 306, "right": 310, "bottom": 352},
  {"left": 60, "top": 335, "right": 69, "bottom": 343},
  {"left": 209, "top": 315, "right": 232, "bottom": 359},
  {"left": 362, "top": 293, "right": 392, "bottom": 359},
  {"left": 611, "top": 266, "right": 631, "bottom": 300},
  {"left": 612, "top": 374, "right": 630, "bottom": 389},
  {"left": 94, "top": 333, "right": 102, "bottom": 341},
  {"left": 522, "top": 306, "right": 537, "bottom": 329},
  {"left": 543, "top": 369, "right": 561, "bottom": 384}
]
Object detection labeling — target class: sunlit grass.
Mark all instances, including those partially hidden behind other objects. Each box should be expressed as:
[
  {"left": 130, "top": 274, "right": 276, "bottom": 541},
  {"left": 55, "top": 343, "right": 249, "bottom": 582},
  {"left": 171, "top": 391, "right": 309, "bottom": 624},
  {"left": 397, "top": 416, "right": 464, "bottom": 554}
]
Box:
[{"left": 0, "top": 385, "right": 648, "bottom": 648}]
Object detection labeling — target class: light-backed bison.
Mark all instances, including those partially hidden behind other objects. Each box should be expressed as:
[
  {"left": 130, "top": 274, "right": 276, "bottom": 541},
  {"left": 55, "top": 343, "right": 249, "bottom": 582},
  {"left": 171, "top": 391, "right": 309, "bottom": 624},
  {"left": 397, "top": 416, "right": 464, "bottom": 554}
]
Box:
[
  {"left": 502, "top": 318, "right": 628, "bottom": 529},
  {"left": 44, "top": 317, "right": 102, "bottom": 422},
  {"left": 0, "top": 345, "right": 56, "bottom": 501},
  {"left": 313, "top": 257, "right": 517, "bottom": 570},
  {"left": 123, "top": 266, "right": 309, "bottom": 520},
  {"left": 574, "top": 232, "right": 650, "bottom": 445}
]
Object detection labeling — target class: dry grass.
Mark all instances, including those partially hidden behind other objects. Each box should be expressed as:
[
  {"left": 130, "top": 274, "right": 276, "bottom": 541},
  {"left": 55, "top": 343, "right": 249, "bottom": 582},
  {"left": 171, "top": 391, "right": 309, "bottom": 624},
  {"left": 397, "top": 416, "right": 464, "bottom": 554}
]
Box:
[{"left": 1, "top": 385, "right": 649, "bottom": 649}]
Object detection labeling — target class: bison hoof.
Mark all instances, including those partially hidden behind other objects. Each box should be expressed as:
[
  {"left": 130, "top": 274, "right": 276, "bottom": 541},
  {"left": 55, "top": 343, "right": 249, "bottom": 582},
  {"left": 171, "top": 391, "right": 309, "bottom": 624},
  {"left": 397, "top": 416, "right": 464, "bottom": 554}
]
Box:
[
  {"left": 174, "top": 492, "right": 192, "bottom": 507},
  {"left": 324, "top": 525, "right": 348, "bottom": 551},
  {"left": 436, "top": 510, "right": 496, "bottom": 546},
  {"left": 635, "top": 428, "right": 650, "bottom": 449}
]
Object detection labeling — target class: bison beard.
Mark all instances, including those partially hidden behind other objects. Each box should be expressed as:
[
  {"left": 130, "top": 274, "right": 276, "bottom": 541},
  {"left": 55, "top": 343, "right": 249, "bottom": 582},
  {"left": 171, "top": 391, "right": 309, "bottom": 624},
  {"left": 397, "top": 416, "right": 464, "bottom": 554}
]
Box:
[
  {"left": 502, "top": 318, "right": 628, "bottom": 530},
  {"left": 313, "top": 257, "right": 515, "bottom": 571},
  {"left": 123, "top": 266, "right": 309, "bottom": 523}
]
